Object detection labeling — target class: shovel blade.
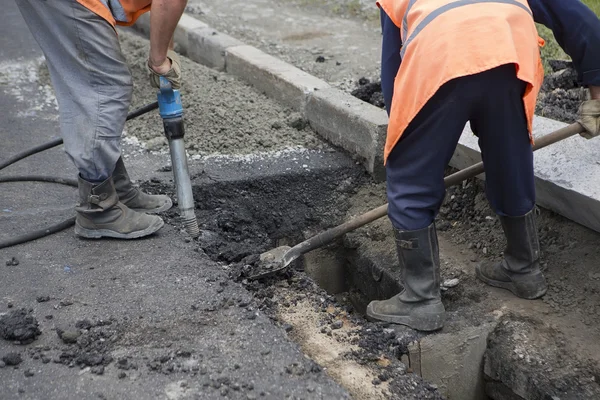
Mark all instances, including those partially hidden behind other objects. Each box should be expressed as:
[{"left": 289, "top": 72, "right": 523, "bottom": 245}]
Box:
[{"left": 247, "top": 246, "right": 293, "bottom": 280}]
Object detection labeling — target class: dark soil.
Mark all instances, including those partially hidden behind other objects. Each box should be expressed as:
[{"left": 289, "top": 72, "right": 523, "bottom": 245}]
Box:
[
  {"left": 351, "top": 78, "right": 385, "bottom": 109},
  {"left": 351, "top": 60, "right": 586, "bottom": 124},
  {"left": 0, "top": 308, "right": 41, "bottom": 345},
  {"left": 143, "top": 165, "right": 368, "bottom": 266}
]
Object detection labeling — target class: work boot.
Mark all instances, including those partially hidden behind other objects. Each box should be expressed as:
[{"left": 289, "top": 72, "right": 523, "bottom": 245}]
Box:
[
  {"left": 366, "top": 223, "right": 446, "bottom": 332},
  {"left": 75, "top": 175, "right": 164, "bottom": 239},
  {"left": 476, "top": 209, "right": 547, "bottom": 299},
  {"left": 113, "top": 157, "right": 172, "bottom": 214}
]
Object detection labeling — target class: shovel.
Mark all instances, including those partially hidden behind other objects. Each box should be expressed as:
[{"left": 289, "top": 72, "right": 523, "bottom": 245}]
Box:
[{"left": 248, "top": 122, "right": 585, "bottom": 280}]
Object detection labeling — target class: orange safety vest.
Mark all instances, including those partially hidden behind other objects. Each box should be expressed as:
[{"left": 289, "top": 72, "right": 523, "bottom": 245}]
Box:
[
  {"left": 377, "top": 0, "right": 545, "bottom": 164},
  {"left": 77, "top": 0, "right": 151, "bottom": 27}
]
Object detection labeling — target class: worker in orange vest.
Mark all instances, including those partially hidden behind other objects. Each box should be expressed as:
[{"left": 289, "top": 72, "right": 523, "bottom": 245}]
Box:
[
  {"left": 16, "top": 0, "right": 186, "bottom": 239},
  {"left": 367, "top": 0, "right": 600, "bottom": 331}
]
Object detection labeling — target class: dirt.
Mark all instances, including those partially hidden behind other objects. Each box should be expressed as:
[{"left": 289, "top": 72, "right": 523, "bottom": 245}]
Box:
[
  {"left": 537, "top": 60, "right": 587, "bottom": 123},
  {"left": 118, "top": 30, "right": 326, "bottom": 156},
  {"left": 336, "top": 169, "right": 600, "bottom": 397},
  {"left": 437, "top": 171, "right": 600, "bottom": 331},
  {"left": 485, "top": 314, "right": 600, "bottom": 399},
  {"left": 0, "top": 309, "right": 42, "bottom": 345}
]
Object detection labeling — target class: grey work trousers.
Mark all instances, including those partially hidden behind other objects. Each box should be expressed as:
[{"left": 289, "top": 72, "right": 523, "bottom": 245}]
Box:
[{"left": 16, "top": 0, "right": 133, "bottom": 182}]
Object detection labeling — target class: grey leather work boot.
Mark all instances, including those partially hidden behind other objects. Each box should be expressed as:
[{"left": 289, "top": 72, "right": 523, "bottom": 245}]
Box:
[
  {"left": 113, "top": 157, "right": 172, "bottom": 214},
  {"left": 75, "top": 176, "right": 164, "bottom": 239},
  {"left": 366, "top": 223, "right": 446, "bottom": 332},
  {"left": 476, "top": 209, "right": 547, "bottom": 299}
]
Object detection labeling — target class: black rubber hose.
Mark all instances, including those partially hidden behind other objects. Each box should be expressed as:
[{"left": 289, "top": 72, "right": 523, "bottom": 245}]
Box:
[
  {"left": 126, "top": 101, "right": 159, "bottom": 121},
  {"left": 0, "top": 101, "right": 158, "bottom": 171},
  {"left": 0, "top": 137, "right": 63, "bottom": 170},
  {"left": 0, "top": 217, "right": 77, "bottom": 250},
  {"left": 0, "top": 101, "right": 159, "bottom": 250},
  {"left": 0, "top": 175, "right": 78, "bottom": 187}
]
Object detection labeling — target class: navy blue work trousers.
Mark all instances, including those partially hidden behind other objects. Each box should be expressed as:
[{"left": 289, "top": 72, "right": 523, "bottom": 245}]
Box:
[{"left": 386, "top": 64, "right": 536, "bottom": 231}]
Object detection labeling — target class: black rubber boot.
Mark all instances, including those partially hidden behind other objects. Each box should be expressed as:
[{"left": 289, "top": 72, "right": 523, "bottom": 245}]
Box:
[
  {"left": 113, "top": 157, "right": 172, "bottom": 214},
  {"left": 476, "top": 209, "right": 547, "bottom": 299},
  {"left": 366, "top": 223, "right": 446, "bottom": 332},
  {"left": 75, "top": 175, "right": 164, "bottom": 239}
]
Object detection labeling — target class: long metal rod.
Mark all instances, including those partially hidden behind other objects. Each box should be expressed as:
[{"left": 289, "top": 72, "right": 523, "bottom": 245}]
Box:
[
  {"left": 168, "top": 138, "right": 200, "bottom": 237},
  {"left": 281, "top": 122, "right": 585, "bottom": 268}
]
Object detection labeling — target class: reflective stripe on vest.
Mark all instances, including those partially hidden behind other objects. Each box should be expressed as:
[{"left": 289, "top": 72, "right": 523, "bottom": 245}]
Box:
[
  {"left": 402, "top": 0, "right": 419, "bottom": 42},
  {"left": 400, "top": 0, "right": 533, "bottom": 58}
]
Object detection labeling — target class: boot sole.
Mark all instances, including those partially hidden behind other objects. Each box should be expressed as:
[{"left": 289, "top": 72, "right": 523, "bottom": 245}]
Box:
[
  {"left": 365, "top": 302, "right": 446, "bottom": 332},
  {"left": 74, "top": 218, "right": 164, "bottom": 239},
  {"left": 130, "top": 198, "right": 173, "bottom": 214},
  {"left": 475, "top": 265, "right": 547, "bottom": 300}
]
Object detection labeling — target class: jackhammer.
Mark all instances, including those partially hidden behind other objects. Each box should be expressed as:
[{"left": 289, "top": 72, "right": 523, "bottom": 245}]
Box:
[{"left": 156, "top": 77, "right": 200, "bottom": 238}]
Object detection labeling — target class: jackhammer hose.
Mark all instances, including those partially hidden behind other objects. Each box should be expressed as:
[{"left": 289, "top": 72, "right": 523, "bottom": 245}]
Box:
[{"left": 0, "top": 101, "right": 159, "bottom": 250}]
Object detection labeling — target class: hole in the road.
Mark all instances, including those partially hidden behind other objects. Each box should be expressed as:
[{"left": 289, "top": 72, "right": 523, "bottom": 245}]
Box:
[{"left": 143, "top": 166, "right": 498, "bottom": 400}]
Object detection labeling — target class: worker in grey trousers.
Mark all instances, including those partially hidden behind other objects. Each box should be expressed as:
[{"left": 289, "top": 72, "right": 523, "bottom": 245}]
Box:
[{"left": 16, "top": 0, "right": 187, "bottom": 239}]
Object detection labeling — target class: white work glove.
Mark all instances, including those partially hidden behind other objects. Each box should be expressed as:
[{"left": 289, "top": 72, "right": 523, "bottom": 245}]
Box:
[
  {"left": 577, "top": 99, "right": 600, "bottom": 139},
  {"left": 147, "top": 49, "right": 182, "bottom": 90}
]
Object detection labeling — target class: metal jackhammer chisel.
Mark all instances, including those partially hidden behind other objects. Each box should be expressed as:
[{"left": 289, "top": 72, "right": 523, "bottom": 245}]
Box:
[{"left": 156, "top": 77, "right": 200, "bottom": 238}]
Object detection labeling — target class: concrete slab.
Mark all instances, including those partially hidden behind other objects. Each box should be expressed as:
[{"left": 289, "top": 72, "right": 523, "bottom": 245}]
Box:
[
  {"left": 225, "top": 45, "right": 331, "bottom": 111},
  {"left": 306, "top": 88, "right": 387, "bottom": 181}
]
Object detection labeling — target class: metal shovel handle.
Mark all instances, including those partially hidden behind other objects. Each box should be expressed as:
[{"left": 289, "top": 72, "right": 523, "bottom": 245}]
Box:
[{"left": 280, "top": 122, "right": 585, "bottom": 268}]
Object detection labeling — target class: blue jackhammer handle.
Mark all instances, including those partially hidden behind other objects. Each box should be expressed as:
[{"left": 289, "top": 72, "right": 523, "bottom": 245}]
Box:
[
  {"left": 159, "top": 76, "right": 173, "bottom": 92},
  {"left": 157, "top": 76, "right": 183, "bottom": 119}
]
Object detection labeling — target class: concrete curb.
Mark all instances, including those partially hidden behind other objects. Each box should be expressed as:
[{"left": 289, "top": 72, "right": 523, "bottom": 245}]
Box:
[{"left": 133, "top": 13, "right": 600, "bottom": 233}]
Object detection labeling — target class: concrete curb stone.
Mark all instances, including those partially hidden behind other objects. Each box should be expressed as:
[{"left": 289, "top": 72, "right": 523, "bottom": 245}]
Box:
[
  {"left": 306, "top": 87, "right": 388, "bottom": 181},
  {"left": 133, "top": 13, "right": 600, "bottom": 233},
  {"left": 225, "top": 45, "right": 331, "bottom": 112},
  {"left": 188, "top": 28, "right": 243, "bottom": 71}
]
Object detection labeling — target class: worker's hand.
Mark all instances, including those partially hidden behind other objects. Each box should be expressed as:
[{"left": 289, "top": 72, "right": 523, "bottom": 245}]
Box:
[
  {"left": 147, "top": 49, "right": 181, "bottom": 89},
  {"left": 577, "top": 98, "right": 600, "bottom": 139}
]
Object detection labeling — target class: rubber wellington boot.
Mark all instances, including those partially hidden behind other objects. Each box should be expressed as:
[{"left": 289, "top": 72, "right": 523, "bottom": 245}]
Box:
[
  {"left": 476, "top": 209, "right": 547, "bottom": 299},
  {"left": 366, "top": 223, "right": 446, "bottom": 332},
  {"left": 113, "top": 157, "right": 172, "bottom": 214},
  {"left": 75, "top": 176, "right": 164, "bottom": 239}
]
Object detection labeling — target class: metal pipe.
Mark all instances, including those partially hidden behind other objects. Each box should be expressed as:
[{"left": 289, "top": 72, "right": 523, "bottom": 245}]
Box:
[{"left": 168, "top": 138, "right": 200, "bottom": 237}]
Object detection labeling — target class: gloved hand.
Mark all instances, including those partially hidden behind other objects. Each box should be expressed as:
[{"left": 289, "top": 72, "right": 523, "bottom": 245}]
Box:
[
  {"left": 577, "top": 99, "right": 600, "bottom": 139},
  {"left": 147, "top": 49, "right": 182, "bottom": 89}
]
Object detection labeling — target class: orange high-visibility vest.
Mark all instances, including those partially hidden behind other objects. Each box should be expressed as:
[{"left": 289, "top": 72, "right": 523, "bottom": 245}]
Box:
[
  {"left": 377, "top": 0, "right": 545, "bottom": 164},
  {"left": 76, "top": 0, "right": 151, "bottom": 27}
]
